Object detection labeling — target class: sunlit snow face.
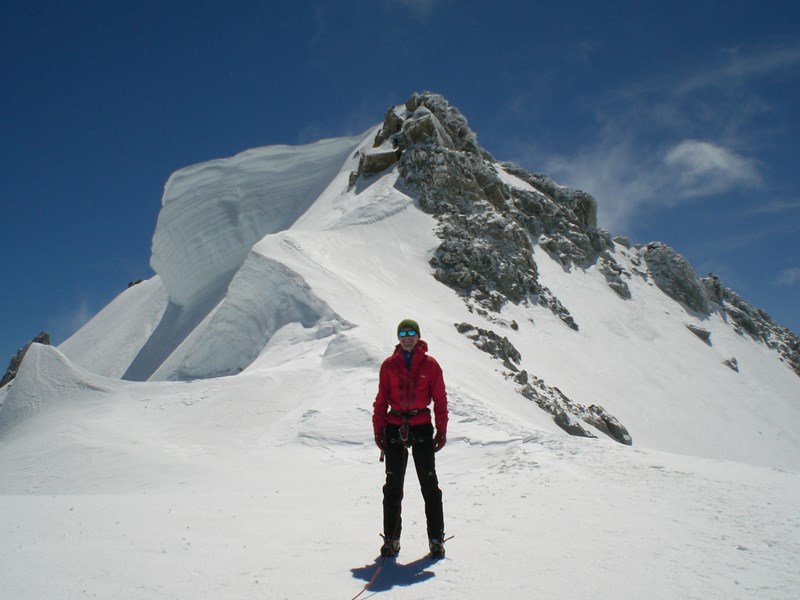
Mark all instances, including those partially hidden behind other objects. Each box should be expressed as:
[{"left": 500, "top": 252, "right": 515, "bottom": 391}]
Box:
[{"left": 397, "top": 328, "right": 419, "bottom": 352}]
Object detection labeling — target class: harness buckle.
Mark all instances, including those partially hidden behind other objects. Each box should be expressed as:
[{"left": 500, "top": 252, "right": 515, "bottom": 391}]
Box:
[{"left": 389, "top": 408, "right": 430, "bottom": 448}]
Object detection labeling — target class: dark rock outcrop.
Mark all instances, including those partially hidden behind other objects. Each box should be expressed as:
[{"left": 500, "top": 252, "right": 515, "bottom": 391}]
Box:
[
  {"left": 352, "top": 92, "right": 627, "bottom": 329},
  {"left": 517, "top": 373, "right": 632, "bottom": 445},
  {"left": 635, "top": 241, "right": 798, "bottom": 376},
  {"left": 639, "top": 244, "right": 799, "bottom": 376},
  {"left": 357, "top": 147, "right": 401, "bottom": 178},
  {"left": 701, "top": 274, "right": 800, "bottom": 377},
  {"left": 686, "top": 324, "right": 712, "bottom": 344},
  {"left": 642, "top": 242, "right": 710, "bottom": 314},
  {"left": 352, "top": 91, "right": 800, "bottom": 379},
  {"left": 599, "top": 256, "right": 632, "bottom": 299},
  {"left": 1, "top": 332, "right": 51, "bottom": 387},
  {"left": 455, "top": 323, "right": 521, "bottom": 372},
  {"left": 456, "top": 322, "right": 632, "bottom": 445},
  {"left": 723, "top": 357, "right": 739, "bottom": 372}
]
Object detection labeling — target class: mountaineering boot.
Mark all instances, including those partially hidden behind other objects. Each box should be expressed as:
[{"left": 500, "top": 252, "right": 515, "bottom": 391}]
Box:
[
  {"left": 428, "top": 537, "right": 445, "bottom": 559},
  {"left": 380, "top": 535, "right": 400, "bottom": 557}
]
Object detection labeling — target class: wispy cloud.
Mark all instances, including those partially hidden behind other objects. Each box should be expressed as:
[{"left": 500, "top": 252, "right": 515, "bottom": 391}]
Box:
[
  {"left": 505, "top": 43, "right": 799, "bottom": 233},
  {"left": 46, "top": 298, "right": 96, "bottom": 345},
  {"left": 526, "top": 135, "right": 662, "bottom": 231},
  {"left": 664, "top": 140, "right": 761, "bottom": 198},
  {"left": 776, "top": 267, "right": 800, "bottom": 286},
  {"left": 508, "top": 133, "right": 763, "bottom": 232},
  {"left": 677, "top": 45, "right": 800, "bottom": 95}
]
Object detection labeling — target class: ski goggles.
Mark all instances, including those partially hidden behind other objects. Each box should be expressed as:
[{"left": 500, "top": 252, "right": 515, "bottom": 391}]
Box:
[{"left": 398, "top": 329, "right": 417, "bottom": 337}]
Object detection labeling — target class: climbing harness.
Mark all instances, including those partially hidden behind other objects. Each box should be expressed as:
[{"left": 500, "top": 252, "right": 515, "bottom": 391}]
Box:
[{"left": 389, "top": 408, "right": 430, "bottom": 447}]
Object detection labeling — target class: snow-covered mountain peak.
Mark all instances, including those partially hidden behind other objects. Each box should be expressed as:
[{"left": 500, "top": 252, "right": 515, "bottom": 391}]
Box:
[
  {"left": 4, "top": 91, "right": 799, "bottom": 462},
  {"left": 2, "top": 92, "right": 800, "bottom": 600}
]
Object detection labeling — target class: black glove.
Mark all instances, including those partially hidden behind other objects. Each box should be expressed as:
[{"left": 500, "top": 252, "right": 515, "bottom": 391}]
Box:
[
  {"left": 433, "top": 430, "right": 446, "bottom": 452},
  {"left": 374, "top": 428, "right": 388, "bottom": 450}
]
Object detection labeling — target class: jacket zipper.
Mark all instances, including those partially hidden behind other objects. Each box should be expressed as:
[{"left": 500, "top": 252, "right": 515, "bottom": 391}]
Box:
[
  {"left": 405, "top": 366, "right": 413, "bottom": 413},
  {"left": 405, "top": 354, "right": 416, "bottom": 414}
]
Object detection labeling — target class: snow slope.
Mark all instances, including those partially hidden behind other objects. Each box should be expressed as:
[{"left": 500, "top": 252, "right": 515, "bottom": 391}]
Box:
[
  {"left": 516, "top": 244, "right": 800, "bottom": 470},
  {"left": 81, "top": 134, "right": 367, "bottom": 382},
  {"left": 58, "top": 276, "right": 169, "bottom": 378},
  {"left": 1, "top": 341, "right": 798, "bottom": 599},
  {"left": 152, "top": 135, "right": 365, "bottom": 308},
  {"left": 2, "top": 106, "right": 799, "bottom": 598}
]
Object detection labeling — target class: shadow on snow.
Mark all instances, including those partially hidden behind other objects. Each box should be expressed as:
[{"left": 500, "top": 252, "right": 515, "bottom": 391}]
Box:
[{"left": 351, "top": 555, "right": 438, "bottom": 592}]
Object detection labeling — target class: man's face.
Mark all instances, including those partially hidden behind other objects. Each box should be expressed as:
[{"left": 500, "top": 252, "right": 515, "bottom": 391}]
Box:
[{"left": 398, "top": 328, "right": 419, "bottom": 352}]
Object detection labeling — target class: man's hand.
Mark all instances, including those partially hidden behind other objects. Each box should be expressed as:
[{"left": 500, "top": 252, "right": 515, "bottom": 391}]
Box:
[
  {"left": 374, "top": 428, "right": 388, "bottom": 450},
  {"left": 433, "top": 430, "right": 446, "bottom": 452}
]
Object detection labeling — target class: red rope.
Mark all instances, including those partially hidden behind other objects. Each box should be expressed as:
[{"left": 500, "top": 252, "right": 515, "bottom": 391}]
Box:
[{"left": 350, "top": 554, "right": 388, "bottom": 600}]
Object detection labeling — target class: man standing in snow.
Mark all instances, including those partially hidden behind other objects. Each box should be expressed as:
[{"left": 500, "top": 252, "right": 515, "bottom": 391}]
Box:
[{"left": 373, "top": 319, "right": 448, "bottom": 559}]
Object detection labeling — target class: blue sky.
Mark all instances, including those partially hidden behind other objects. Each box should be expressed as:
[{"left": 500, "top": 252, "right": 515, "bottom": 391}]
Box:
[{"left": 2, "top": 0, "right": 799, "bottom": 364}]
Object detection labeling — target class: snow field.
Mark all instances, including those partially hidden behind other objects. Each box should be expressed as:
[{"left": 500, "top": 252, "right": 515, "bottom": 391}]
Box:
[
  {"left": 2, "top": 336, "right": 799, "bottom": 598},
  {"left": 3, "top": 126, "right": 799, "bottom": 598},
  {"left": 2, "top": 403, "right": 798, "bottom": 599}
]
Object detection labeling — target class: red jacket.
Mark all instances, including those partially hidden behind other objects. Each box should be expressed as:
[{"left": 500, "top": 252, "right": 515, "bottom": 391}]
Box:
[{"left": 373, "top": 340, "right": 448, "bottom": 434}]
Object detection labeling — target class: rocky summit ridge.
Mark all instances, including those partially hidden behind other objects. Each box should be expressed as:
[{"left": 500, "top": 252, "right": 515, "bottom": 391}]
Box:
[
  {"left": 351, "top": 91, "right": 799, "bottom": 387},
  {"left": 3, "top": 92, "right": 797, "bottom": 449}
]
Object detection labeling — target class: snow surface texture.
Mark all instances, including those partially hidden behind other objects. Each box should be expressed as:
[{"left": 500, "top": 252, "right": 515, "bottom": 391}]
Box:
[
  {"left": 152, "top": 136, "right": 363, "bottom": 308},
  {"left": 2, "top": 96, "right": 799, "bottom": 599}
]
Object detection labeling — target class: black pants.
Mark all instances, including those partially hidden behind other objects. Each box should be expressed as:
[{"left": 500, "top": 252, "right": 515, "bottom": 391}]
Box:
[{"left": 382, "top": 423, "right": 444, "bottom": 540}]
